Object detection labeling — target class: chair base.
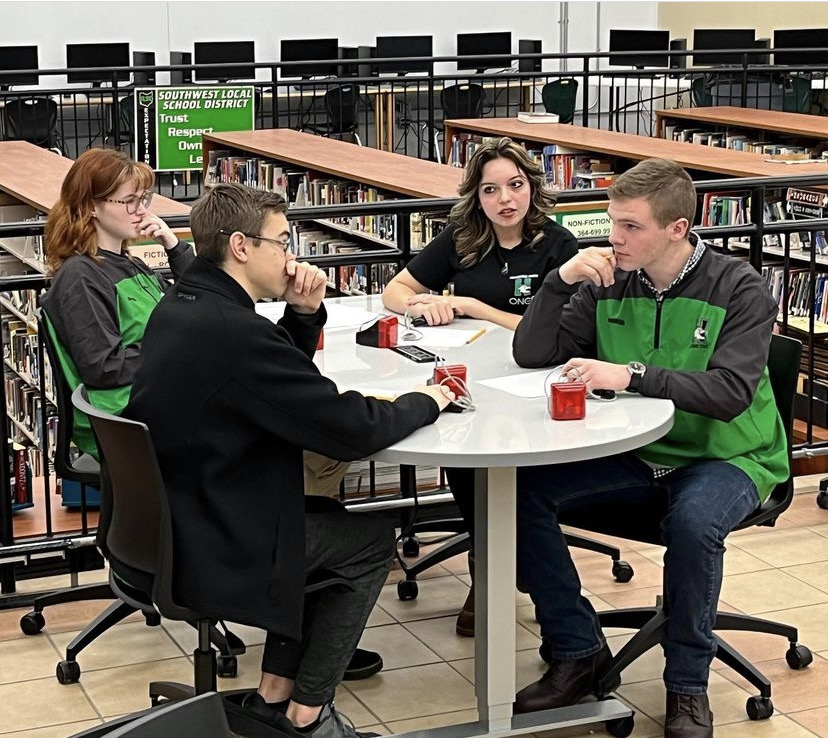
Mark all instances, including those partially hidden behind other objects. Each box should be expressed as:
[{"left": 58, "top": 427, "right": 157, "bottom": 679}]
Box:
[{"left": 594, "top": 600, "right": 812, "bottom": 702}]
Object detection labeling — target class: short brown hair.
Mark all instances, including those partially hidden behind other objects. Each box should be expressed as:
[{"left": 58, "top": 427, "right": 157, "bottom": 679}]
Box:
[
  {"left": 608, "top": 158, "right": 696, "bottom": 231},
  {"left": 190, "top": 183, "right": 288, "bottom": 265},
  {"left": 45, "top": 148, "right": 154, "bottom": 275}
]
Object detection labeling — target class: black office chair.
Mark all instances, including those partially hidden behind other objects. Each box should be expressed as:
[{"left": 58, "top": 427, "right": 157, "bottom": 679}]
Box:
[
  {"left": 105, "top": 94, "right": 135, "bottom": 153},
  {"left": 4, "top": 97, "right": 61, "bottom": 153},
  {"left": 19, "top": 309, "right": 113, "bottom": 644},
  {"left": 303, "top": 84, "right": 362, "bottom": 145},
  {"left": 541, "top": 78, "right": 579, "bottom": 124},
  {"left": 691, "top": 76, "right": 714, "bottom": 108},
  {"left": 71, "top": 385, "right": 352, "bottom": 735},
  {"left": 556, "top": 334, "right": 813, "bottom": 726},
  {"left": 29, "top": 310, "right": 242, "bottom": 685},
  {"left": 434, "top": 83, "right": 485, "bottom": 164},
  {"left": 783, "top": 76, "right": 812, "bottom": 114},
  {"left": 75, "top": 692, "right": 232, "bottom": 738}
]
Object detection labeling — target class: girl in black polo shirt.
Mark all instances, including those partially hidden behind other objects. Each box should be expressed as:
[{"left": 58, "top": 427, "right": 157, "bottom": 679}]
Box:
[{"left": 381, "top": 137, "right": 578, "bottom": 636}]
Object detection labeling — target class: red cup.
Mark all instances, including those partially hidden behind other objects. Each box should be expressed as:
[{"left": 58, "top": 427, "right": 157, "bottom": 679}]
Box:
[
  {"left": 550, "top": 381, "right": 586, "bottom": 420},
  {"left": 432, "top": 364, "right": 467, "bottom": 397}
]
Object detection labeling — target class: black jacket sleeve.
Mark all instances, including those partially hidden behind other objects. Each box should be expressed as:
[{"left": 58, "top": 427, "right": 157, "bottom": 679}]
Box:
[{"left": 512, "top": 268, "right": 585, "bottom": 367}]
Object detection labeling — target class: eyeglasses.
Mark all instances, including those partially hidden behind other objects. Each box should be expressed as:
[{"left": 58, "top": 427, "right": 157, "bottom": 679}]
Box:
[
  {"left": 219, "top": 229, "right": 292, "bottom": 254},
  {"left": 103, "top": 190, "right": 153, "bottom": 214}
]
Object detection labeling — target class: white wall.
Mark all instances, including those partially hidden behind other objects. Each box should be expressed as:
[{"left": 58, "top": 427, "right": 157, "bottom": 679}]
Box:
[{"left": 0, "top": 1, "right": 661, "bottom": 85}]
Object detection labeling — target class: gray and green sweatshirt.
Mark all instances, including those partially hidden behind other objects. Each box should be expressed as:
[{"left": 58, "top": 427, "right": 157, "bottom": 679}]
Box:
[
  {"left": 40, "top": 243, "right": 194, "bottom": 458},
  {"left": 512, "top": 239, "right": 788, "bottom": 501}
]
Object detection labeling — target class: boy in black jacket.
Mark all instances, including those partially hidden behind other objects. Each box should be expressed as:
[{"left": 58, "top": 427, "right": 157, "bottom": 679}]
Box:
[{"left": 127, "top": 183, "right": 454, "bottom": 737}]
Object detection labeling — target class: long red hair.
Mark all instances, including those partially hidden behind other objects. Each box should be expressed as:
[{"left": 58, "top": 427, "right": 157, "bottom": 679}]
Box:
[{"left": 45, "top": 148, "right": 154, "bottom": 275}]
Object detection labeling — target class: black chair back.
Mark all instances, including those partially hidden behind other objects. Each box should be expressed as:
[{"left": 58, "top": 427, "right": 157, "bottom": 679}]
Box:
[
  {"left": 37, "top": 308, "right": 101, "bottom": 488},
  {"left": 737, "top": 333, "right": 801, "bottom": 529},
  {"left": 71, "top": 385, "right": 162, "bottom": 595},
  {"left": 324, "top": 84, "right": 360, "bottom": 135},
  {"left": 441, "top": 83, "right": 485, "bottom": 119},
  {"left": 541, "top": 78, "right": 578, "bottom": 124},
  {"left": 5, "top": 97, "right": 58, "bottom": 149}
]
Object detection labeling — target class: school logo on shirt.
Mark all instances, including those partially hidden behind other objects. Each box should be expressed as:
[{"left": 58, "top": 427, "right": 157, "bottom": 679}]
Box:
[
  {"left": 509, "top": 274, "right": 538, "bottom": 306},
  {"left": 692, "top": 317, "right": 709, "bottom": 348}
]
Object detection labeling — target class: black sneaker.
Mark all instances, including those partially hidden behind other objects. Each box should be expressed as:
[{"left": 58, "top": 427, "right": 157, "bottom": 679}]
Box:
[
  {"left": 343, "top": 648, "right": 383, "bottom": 681},
  {"left": 273, "top": 701, "right": 380, "bottom": 738},
  {"left": 242, "top": 692, "right": 288, "bottom": 721}
]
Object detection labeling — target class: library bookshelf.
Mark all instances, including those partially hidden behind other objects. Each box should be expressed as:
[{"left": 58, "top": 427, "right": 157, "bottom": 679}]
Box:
[{"left": 442, "top": 118, "right": 828, "bottom": 179}]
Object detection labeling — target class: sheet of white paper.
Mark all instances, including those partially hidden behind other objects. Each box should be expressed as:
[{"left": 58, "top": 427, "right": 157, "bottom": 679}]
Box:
[
  {"left": 414, "top": 326, "right": 487, "bottom": 348},
  {"left": 255, "top": 301, "right": 383, "bottom": 330},
  {"left": 478, "top": 366, "right": 566, "bottom": 398}
]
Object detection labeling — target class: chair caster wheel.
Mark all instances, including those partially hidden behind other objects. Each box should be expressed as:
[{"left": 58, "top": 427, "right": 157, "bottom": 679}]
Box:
[
  {"left": 56, "top": 660, "right": 81, "bottom": 685},
  {"left": 402, "top": 537, "right": 420, "bottom": 558},
  {"left": 216, "top": 656, "right": 238, "bottom": 678},
  {"left": 786, "top": 644, "right": 813, "bottom": 669},
  {"left": 20, "top": 611, "right": 45, "bottom": 635},
  {"left": 817, "top": 490, "right": 828, "bottom": 509},
  {"left": 746, "top": 695, "right": 773, "bottom": 720},
  {"left": 397, "top": 580, "right": 418, "bottom": 601},
  {"left": 612, "top": 561, "right": 634, "bottom": 583},
  {"left": 143, "top": 610, "right": 161, "bottom": 627},
  {"left": 605, "top": 714, "right": 635, "bottom": 738}
]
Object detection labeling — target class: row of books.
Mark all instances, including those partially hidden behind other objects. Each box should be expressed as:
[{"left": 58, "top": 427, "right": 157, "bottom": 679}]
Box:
[
  {"left": 4, "top": 318, "right": 54, "bottom": 395},
  {"left": 763, "top": 265, "right": 828, "bottom": 328},
  {"left": 1, "top": 290, "right": 39, "bottom": 321},
  {"left": 4, "top": 372, "right": 57, "bottom": 453},
  {"left": 410, "top": 213, "right": 449, "bottom": 251},
  {"left": 291, "top": 224, "right": 398, "bottom": 295},
  {"left": 8, "top": 441, "right": 33, "bottom": 512},
  {"left": 663, "top": 125, "right": 821, "bottom": 159},
  {"left": 448, "top": 134, "right": 617, "bottom": 190}
]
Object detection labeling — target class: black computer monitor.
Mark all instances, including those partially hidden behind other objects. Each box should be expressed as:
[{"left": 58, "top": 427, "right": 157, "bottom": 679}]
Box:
[
  {"left": 66, "top": 42, "right": 131, "bottom": 84},
  {"left": 193, "top": 41, "right": 255, "bottom": 83},
  {"left": 692, "top": 29, "right": 756, "bottom": 65},
  {"left": 132, "top": 51, "right": 156, "bottom": 86},
  {"left": 608, "top": 30, "right": 670, "bottom": 68},
  {"left": 456, "top": 31, "right": 512, "bottom": 72},
  {"left": 774, "top": 28, "right": 828, "bottom": 66},
  {"left": 280, "top": 38, "right": 339, "bottom": 79},
  {"left": 0, "top": 45, "right": 39, "bottom": 88},
  {"left": 374, "top": 35, "right": 433, "bottom": 75}
]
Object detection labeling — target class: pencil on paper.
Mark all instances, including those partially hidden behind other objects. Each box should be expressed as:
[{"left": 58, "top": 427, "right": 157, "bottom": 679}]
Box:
[{"left": 466, "top": 328, "right": 486, "bottom": 344}]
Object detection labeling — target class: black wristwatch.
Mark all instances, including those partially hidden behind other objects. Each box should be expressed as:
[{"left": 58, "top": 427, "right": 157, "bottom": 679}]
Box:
[{"left": 626, "top": 361, "right": 646, "bottom": 392}]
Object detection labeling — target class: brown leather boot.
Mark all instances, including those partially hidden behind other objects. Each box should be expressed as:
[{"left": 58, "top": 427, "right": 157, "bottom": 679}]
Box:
[
  {"left": 664, "top": 691, "right": 713, "bottom": 737},
  {"left": 456, "top": 553, "right": 475, "bottom": 637}
]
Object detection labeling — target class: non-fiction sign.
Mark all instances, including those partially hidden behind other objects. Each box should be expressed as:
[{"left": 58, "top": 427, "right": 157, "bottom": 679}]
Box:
[
  {"left": 553, "top": 209, "right": 611, "bottom": 239},
  {"left": 134, "top": 87, "right": 255, "bottom": 171}
]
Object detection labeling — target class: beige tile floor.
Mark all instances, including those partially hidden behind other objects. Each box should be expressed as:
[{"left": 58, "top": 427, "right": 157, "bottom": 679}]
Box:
[{"left": 1, "top": 476, "right": 828, "bottom": 738}]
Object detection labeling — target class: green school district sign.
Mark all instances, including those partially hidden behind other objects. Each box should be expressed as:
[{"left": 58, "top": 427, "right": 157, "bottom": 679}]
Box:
[{"left": 134, "top": 86, "right": 255, "bottom": 172}]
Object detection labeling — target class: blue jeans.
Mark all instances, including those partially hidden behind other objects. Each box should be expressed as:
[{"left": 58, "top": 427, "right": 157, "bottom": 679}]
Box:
[{"left": 516, "top": 454, "right": 760, "bottom": 694}]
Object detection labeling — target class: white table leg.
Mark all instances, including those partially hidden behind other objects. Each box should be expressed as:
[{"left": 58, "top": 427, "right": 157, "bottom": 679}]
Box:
[{"left": 474, "top": 466, "right": 516, "bottom": 734}]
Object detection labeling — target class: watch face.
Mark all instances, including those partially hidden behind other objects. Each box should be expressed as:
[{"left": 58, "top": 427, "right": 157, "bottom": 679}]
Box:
[{"left": 629, "top": 362, "right": 645, "bottom": 375}]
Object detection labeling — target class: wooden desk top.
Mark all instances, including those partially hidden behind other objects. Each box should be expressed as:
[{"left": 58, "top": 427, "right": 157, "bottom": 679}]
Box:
[
  {"left": 0, "top": 141, "right": 189, "bottom": 215},
  {"left": 444, "top": 118, "right": 828, "bottom": 178},
  {"left": 202, "top": 129, "right": 464, "bottom": 199},
  {"left": 654, "top": 106, "right": 828, "bottom": 139}
]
